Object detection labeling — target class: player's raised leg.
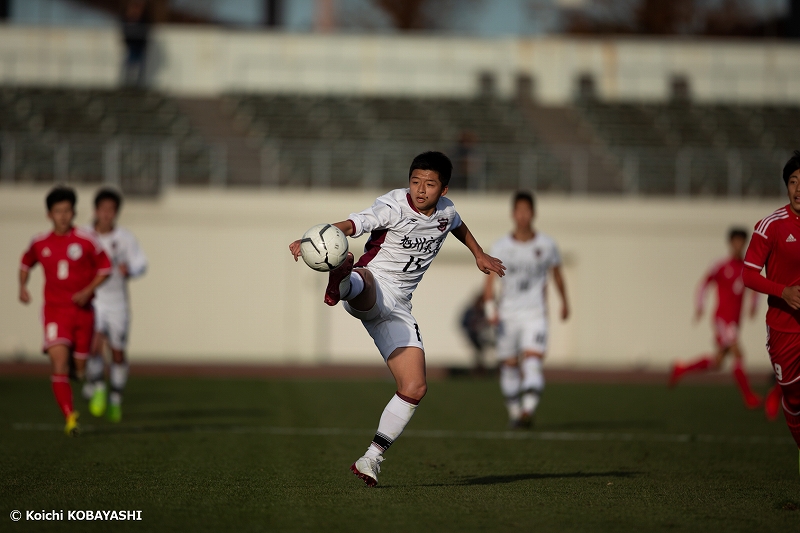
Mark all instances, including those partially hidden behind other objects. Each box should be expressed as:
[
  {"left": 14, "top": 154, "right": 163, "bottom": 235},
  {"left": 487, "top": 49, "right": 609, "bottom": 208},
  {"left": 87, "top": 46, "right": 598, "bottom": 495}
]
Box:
[
  {"left": 352, "top": 347, "right": 426, "bottom": 487},
  {"left": 669, "top": 352, "right": 718, "bottom": 387},
  {"left": 49, "top": 344, "right": 79, "bottom": 436}
]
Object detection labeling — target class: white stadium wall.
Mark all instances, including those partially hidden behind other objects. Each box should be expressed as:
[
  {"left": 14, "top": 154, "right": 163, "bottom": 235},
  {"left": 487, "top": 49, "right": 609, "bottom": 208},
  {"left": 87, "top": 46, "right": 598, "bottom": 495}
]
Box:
[
  {"left": 0, "top": 25, "right": 799, "bottom": 104},
  {"left": 0, "top": 185, "right": 783, "bottom": 371}
]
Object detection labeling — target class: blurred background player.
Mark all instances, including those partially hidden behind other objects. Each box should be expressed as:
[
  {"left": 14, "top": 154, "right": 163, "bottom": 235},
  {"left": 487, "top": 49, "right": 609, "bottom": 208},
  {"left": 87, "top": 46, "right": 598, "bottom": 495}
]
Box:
[
  {"left": 289, "top": 151, "right": 505, "bottom": 487},
  {"left": 743, "top": 150, "right": 800, "bottom": 473},
  {"left": 669, "top": 228, "right": 761, "bottom": 409},
  {"left": 18, "top": 186, "right": 111, "bottom": 436},
  {"left": 459, "top": 292, "right": 494, "bottom": 374},
  {"left": 484, "top": 191, "right": 569, "bottom": 428},
  {"left": 82, "top": 188, "right": 148, "bottom": 423}
]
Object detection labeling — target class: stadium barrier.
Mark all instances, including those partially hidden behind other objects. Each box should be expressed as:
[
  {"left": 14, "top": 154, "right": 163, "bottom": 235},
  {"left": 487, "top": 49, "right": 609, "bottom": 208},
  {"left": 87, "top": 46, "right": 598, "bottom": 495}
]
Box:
[{"left": 0, "top": 133, "right": 789, "bottom": 197}]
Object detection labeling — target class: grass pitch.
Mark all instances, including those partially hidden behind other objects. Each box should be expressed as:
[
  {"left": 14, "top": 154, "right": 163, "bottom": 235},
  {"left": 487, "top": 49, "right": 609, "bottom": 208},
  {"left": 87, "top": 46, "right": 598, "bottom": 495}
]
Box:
[{"left": 1, "top": 374, "right": 798, "bottom": 532}]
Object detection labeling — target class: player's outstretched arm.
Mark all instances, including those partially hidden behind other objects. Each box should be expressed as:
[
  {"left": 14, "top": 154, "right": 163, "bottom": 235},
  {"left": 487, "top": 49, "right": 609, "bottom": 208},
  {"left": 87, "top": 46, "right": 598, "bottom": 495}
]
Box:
[
  {"left": 451, "top": 222, "right": 505, "bottom": 277},
  {"left": 552, "top": 265, "right": 570, "bottom": 321},
  {"left": 18, "top": 269, "right": 31, "bottom": 304},
  {"left": 289, "top": 220, "right": 355, "bottom": 262}
]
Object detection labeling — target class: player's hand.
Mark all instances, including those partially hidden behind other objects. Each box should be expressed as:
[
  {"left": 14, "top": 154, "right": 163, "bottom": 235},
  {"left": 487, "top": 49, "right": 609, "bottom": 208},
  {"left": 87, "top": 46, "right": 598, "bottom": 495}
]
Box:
[
  {"left": 781, "top": 285, "right": 800, "bottom": 310},
  {"left": 118, "top": 263, "right": 130, "bottom": 278},
  {"left": 289, "top": 240, "right": 302, "bottom": 261},
  {"left": 72, "top": 288, "right": 93, "bottom": 307},
  {"left": 476, "top": 253, "right": 505, "bottom": 277},
  {"left": 19, "top": 286, "right": 30, "bottom": 304},
  {"left": 561, "top": 303, "right": 570, "bottom": 321}
]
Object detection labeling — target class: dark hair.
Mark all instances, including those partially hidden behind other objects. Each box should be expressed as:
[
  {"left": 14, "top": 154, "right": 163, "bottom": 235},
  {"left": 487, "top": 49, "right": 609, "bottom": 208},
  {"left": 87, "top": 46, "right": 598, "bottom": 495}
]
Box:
[
  {"left": 46, "top": 186, "right": 76, "bottom": 211},
  {"left": 409, "top": 151, "right": 452, "bottom": 187},
  {"left": 94, "top": 187, "right": 123, "bottom": 210},
  {"left": 729, "top": 227, "right": 748, "bottom": 241},
  {"left": 782, "top": 150, "right": 800, "bottom": 187},
  {"left": 513, "top": 191, "right": 535, "bottom": 210}
]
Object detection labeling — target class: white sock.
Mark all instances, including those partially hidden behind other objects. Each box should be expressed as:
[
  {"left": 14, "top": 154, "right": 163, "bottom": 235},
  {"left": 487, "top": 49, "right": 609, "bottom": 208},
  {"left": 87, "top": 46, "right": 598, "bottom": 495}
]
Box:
[
  {"left": 500, "top": 364, "right": 522, "bottom": 421},
  {"left": 365, "top": 393, "right": 418, "bottom": 458},
  {"left": 521, "top": 391, "right": 540, "bottom": 414},
  {"left": 109, "top": 362, "right": 129, "bottom": 404},
  {"left": 521, "top": 357, "right": 544, "bottom": 415},
  {"left": 340, "top": 272, "right": 364, "bottom": 301},
  {"left": 86, "top": 354, "right": 105, "bottom": 383},
  {"left": 521, "top": 356, "right": 544, "bottom": 393}
]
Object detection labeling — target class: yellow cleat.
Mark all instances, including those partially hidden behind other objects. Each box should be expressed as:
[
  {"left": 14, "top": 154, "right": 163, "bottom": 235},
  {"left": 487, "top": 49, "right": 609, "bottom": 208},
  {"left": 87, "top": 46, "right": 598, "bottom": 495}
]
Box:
[{"left": 64, "top": 411, "right": 80, "bottom": 437}]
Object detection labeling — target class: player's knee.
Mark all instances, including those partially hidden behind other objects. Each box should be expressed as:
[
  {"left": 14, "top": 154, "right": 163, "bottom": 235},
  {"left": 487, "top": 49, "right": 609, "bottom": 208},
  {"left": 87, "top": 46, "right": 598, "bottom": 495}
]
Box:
[{"left": 399, "top": 381, "right": 427, "bottom": 401}]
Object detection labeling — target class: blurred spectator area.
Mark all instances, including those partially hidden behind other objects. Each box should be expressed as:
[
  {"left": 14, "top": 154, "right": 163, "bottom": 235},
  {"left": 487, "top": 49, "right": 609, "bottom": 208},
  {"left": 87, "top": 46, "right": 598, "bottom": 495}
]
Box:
[{"left": 0, "top": 86, "right": 797, "bottom": 197}]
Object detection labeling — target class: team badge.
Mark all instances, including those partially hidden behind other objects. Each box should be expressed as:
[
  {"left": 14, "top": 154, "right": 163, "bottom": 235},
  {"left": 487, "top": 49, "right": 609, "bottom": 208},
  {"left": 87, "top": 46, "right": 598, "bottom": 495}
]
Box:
[
  {"left": 67, "top": 243, "right": 83, "bottom": 260},
  {"left": 437, "top": 218, "right": 449, "bottom": 232},
  {"left": 42, "top": 247, "right": 51, "bottom": 257}
]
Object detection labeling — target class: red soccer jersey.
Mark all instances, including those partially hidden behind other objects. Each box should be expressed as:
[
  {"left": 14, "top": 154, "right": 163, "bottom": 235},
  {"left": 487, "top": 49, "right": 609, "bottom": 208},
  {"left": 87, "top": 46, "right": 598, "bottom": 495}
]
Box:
[
  {"left": 697, "top": 257, "right": 746, "bottom": 324},
  {"left": 744, "top": 205, "right": 800, "bottom": 333},
  {"left": 20, "top": 227, "right": 112, "bottom": 308}
]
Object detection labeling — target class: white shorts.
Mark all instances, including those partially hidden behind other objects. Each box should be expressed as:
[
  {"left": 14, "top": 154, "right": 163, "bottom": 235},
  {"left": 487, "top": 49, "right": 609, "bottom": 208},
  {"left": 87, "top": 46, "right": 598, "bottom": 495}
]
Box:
[
  {"left": 343, "top": 275, "right": 424, "bottom": 361},
  {"left": 94, "top": 304, "right": 130, "bottom": 351},
  {"left": 496, "top": 315, "right": 548, "bottom": 361}
]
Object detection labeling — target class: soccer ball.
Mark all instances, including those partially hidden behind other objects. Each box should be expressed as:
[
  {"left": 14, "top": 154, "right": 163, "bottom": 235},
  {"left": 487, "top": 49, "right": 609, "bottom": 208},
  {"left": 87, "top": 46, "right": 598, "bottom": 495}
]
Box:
[{"left": 299, "top": 223, "right": 349, "bottom": 272}]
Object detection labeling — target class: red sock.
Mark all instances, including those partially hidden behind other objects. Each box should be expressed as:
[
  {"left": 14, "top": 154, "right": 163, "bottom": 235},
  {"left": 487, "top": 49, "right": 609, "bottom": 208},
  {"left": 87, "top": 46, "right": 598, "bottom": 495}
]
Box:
[
  {"left": 765, "top": 384, "right": 783, "bottom": 420},
  {"left": 51, "top": 374, "right": 73, "bottom": 418},
  {"left": 732, "top": 362, "right": 756, "bottom": 399},
  {"left": 681, "top": 356, "right": 712, "bottom": 375}
]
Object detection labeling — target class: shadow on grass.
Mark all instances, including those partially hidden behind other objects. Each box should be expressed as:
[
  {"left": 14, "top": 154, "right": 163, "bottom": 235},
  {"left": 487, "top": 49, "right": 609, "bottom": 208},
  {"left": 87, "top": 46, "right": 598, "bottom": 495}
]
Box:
[{"left": 394, "top": 470, "right": 642, "bottom": 488}]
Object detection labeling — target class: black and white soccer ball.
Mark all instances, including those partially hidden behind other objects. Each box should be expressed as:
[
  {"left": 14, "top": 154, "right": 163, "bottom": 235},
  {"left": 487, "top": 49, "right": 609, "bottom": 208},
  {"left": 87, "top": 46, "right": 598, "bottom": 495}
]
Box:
[{"left": 299, "top": 223, "right": 349, "bottom": 272}]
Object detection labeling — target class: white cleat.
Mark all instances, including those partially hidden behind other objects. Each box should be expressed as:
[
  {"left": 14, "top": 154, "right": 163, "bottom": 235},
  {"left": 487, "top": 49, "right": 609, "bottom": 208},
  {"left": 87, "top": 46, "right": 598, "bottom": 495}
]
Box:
[{"left": 350, "top": 455, "right": 384, "bottom": 487}]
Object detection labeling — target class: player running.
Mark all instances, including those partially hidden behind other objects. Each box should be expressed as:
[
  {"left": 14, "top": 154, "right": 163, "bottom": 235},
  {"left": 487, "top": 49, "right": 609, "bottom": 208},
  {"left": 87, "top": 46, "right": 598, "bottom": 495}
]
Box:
[
  {"left": 82, "top": 188, "right": 148, "bottom": 423},
  {"left": 18, "top": 186, "right": 111, "bottom": 436},
  {"left": 483, "top": 191, "right": 569, "bottom": 428},
  {"left": 669, "top": 229, "right": 761, "bottom": 409},
  {"left": 288, "top": 151, "right": 505, "bottom": 487},
  {"left": 742, "top": 150, "right": 800, "bottom": 473}
]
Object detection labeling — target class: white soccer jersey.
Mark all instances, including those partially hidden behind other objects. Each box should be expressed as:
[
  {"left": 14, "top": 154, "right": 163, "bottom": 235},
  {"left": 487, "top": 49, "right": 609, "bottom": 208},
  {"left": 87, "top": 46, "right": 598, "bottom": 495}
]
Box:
[
  {"left": 348, "top": 188, "right": 462, "bottom": 301},
  {"left": 491, "top": 232, "right": 561, "bottom": 320},
  {"left": 84, "top": 226, "right": 148, "bottom": 309}
]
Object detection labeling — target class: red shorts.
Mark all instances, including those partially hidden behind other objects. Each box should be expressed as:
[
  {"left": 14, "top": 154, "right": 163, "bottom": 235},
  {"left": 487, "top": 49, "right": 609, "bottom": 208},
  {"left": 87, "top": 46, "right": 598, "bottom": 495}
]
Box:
[
  {"left": 714, "top": 318, "right": 739, "bottom": 349},
  {"left": 42, "top": 304, "right": 94, "bottom": 359},
  {"left": 766, "top": 326, "right": 800, "bottom": 387}
]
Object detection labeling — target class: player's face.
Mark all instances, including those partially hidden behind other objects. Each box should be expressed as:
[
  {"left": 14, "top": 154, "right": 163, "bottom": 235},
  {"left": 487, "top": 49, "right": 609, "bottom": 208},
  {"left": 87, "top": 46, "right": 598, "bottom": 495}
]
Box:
[
  {"left": 95, "top": 199, "right": 118, "bottom": 231},
  {"left": 729, "top": 236, "right": 746, "bottom": 258},
  {"left": 787, "top": 170, "right": 800, "bottom": 215},
  {"left": 48, "top": 201, "right": 74, "bottom": 235},
  {"left": 512, "top": 200, "right": 534, "bottom": 229},
  {"left": 409, "top": 169, "right": 447, "bottom": 215}
]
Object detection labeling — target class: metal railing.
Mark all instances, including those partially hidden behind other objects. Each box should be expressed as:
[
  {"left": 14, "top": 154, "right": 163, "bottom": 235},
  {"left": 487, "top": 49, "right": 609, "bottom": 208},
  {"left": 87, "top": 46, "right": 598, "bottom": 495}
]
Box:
[{"left": 0, "top": 133, "right": 790, "bottom": 197}]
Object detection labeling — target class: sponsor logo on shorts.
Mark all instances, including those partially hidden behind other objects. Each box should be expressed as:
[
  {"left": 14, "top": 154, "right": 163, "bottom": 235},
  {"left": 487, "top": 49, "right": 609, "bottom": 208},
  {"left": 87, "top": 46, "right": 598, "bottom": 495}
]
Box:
[{"left": 46, "top": 323, "right": 58, "bottom": 341}]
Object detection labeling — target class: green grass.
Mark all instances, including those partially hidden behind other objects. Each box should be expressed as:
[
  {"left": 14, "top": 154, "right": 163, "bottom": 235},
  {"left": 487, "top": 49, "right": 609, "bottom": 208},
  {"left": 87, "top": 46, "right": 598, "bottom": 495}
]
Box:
[{"left": 1, "top": 375, "right": 798, "bottom": 532}]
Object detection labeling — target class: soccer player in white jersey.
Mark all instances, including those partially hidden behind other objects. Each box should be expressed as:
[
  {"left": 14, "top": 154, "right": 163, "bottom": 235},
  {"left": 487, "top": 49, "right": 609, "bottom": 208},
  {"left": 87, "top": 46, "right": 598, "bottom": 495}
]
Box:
[
  {"left": 289, "top": 151, "right": 505, "bottom": 487},
  {"left": 82, "top": 188, "right": 148, "bottom": 422},
  {"left": 484, "top": 191, "right": 569, "bottom": 428}
]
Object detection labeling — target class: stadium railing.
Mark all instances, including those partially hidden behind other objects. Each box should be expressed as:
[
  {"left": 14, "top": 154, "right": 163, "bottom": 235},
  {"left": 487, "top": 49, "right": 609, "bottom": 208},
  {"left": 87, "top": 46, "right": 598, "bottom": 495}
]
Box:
[{"left": 0, "top": 132, "right": 789, "bottom": 197}]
